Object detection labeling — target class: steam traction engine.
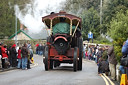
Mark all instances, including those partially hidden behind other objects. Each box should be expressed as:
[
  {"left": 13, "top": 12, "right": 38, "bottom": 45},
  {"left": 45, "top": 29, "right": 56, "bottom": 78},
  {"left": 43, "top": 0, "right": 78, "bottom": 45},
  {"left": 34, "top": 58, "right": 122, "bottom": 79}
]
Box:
[{"left": 42, "top": 11, "right": 83, "bottom": 72}]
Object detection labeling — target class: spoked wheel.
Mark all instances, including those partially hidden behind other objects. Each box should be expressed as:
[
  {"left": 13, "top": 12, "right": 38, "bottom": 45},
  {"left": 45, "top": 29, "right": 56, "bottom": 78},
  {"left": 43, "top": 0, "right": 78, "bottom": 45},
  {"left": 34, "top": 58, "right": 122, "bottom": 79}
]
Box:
[
  {"left": 44, "top": 46, "right": 50, "bottom": 71},
  {"left": 73, "top": 47, "right": 78, "bottom": 72}
]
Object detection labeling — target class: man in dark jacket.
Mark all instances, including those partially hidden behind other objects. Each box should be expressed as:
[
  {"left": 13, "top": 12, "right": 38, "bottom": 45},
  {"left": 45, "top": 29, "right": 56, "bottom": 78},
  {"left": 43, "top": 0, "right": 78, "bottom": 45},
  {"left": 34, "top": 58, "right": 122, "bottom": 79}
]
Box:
[
  {"left": 21, "top": 43, "right": 28, "bottom": 70},
  {"left": 98, "top": 50, "right": 109, "bottom": 75},
  {"left": 10, "top": 44, "right": 17, "bottom": 67},
  {"left": 108, "top": 45, "right": 117, "bottom": 80}
]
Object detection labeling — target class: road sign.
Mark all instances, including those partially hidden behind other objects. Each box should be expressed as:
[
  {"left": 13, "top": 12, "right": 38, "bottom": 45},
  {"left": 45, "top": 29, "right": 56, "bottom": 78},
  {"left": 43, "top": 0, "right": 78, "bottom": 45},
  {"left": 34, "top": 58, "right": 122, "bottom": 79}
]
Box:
[{"left": 88, "top": 32, "right": 93, "bottom": 39}]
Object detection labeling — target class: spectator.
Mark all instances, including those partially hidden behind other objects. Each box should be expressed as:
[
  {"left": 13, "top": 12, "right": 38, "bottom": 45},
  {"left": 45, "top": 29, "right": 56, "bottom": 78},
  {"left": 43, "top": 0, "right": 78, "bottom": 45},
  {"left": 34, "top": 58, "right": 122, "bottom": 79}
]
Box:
[
  {"left": 40, "top": 44, "right": 44, "bottom": 55},
  {"left": 98, "top": 58, "right": 109, "bottom": 75},
  {"left": 27, "top": 51, "right": 31, "bottom": 69},
  {"left": 1, "top": 44, "right": 9, "bottom": 70},
  {"left": 97, "top": 47, "right": 102, "bottom": 65},
  {"left": 27, "top": 46, "right": 33, "bottom": 69},
  {"left": 21, "top": 43, "right": 29, "bottom": 70},
  {"left": 88, "top": 46, "right": 92, "bottom": 60},
  {"left": 36, "top": 45, "right": 39, "bottom": 55},
  {"left": 8, "top": 46, "right": 12, "bottom": 67},
  {"left": 108, "top": 45, "right": 117, "bottom": 81},
  {"left": 38, "top": 44, "right": 43, "bottom": 55},
  {"left": 120, "top": 41, "right": 127, "bottom": 74},
  {"left": 83, "top": 44, "right": 86, "bottom": 59},
  {"left": 85, "top": 50, "right": 88, "bottom": 59},
  {"left": 10, "top": 44, "right": 17, "bottom": 67},
  {"left": 0, "top": 43, "right": 2, "bottom": 68},
  {"left": 95, "top": 47, "right": 99, "bottom": 63},
  {"left": 17, "top": 47, "right": 22, "bottom": 69},
  {"left": 29, "top": 46, "right": 33, "bottom": 63}
]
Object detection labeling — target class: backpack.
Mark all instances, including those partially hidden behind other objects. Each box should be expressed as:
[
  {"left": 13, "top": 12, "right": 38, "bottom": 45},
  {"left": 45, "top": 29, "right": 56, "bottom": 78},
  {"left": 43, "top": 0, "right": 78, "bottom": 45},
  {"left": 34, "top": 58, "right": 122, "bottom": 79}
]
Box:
[{"left": 122, "top": 40, "right": 128, "bottom": 55}]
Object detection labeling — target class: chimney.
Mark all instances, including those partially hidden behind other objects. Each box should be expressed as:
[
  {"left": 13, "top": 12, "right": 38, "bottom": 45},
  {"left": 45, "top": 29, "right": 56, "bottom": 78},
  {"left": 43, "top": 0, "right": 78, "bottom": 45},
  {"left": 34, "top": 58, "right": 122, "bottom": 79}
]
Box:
[{"left": 20, "top": 23, "right": 24, "bottom": 30}]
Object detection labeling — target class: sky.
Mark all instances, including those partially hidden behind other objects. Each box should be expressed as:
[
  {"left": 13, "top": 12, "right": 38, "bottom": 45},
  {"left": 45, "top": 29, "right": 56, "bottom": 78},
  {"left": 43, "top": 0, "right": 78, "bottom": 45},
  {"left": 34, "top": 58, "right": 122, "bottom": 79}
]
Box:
[{"left": 14, "top": 0, "right": 66, "bottom": 33}]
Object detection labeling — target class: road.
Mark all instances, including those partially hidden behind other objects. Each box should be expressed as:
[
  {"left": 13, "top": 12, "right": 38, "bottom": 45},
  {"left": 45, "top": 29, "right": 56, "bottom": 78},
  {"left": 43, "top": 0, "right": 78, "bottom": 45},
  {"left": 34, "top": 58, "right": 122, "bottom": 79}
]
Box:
[{"left": 0, "top": 55, "right": 114, "bottom": 85}]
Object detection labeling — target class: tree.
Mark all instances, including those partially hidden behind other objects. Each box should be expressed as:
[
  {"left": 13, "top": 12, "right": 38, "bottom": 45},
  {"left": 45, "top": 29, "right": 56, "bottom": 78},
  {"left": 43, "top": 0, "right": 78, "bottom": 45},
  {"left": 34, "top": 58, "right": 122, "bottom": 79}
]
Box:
[
  {"left": 0, "top": 0, "right": 31, "bottom": 38},
  {"left": 102, "top": 0, "right": 128, "bottom": 33},
  {"left": 81, "top": 7, "right": 100, "bottom": 40},
  {"left": 108, "top": 10, "right": 128, "bottom": 62},
  {"left": 63, "top": 0, "right": 100, "bottom": 15}
]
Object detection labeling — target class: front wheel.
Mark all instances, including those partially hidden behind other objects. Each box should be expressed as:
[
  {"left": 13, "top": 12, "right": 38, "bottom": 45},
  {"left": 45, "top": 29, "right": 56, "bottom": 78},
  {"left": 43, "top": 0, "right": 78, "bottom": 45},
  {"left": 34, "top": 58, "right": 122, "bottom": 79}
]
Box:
[
  {"left": 44, "top": 46, "right": 50, "bottom": 71},
  {"left": 77, "top": 38, "right": 83, "bottom": 71},
  {"left": 73, "top": 47, "right": 78, "bottom": 72}
]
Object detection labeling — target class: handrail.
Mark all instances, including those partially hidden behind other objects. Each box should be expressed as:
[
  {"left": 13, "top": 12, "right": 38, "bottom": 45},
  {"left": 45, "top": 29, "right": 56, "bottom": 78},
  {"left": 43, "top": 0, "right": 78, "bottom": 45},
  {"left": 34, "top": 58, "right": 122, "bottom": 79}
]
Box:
[
  {"left": 50, "top": 19, "right": 53, "bottom": 35},
  {"left": 70, "top": 20, "right": 72, "bottom": 35},
  {"left": 72, "top": 21, "right": 80, "bottom": 37}
]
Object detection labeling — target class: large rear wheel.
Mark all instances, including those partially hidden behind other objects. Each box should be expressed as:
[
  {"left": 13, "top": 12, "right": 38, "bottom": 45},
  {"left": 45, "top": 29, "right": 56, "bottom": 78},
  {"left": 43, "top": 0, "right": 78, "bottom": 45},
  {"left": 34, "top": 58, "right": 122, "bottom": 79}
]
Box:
[{"left": 73, "top": 47, "right": 78, "bottom": 72}]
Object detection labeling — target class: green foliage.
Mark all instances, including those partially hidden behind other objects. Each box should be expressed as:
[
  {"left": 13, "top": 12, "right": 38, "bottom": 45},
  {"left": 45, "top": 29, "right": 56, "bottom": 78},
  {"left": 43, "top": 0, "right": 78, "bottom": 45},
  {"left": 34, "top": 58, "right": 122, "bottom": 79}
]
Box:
[
  {"left": 0, "top": 0, "right": 31, "bottom": 39},
  {"left": 108, "top": 10, "right": 128, "bottom": 40},
  {"left": 103, "top": 0, "right": 128, "bottom": 32},
  {"left": 113, "top": 38, "right": 124, "bottom": 63},
  {"left": 63, "top": 0, "right": 100, "bottom": 14},
  {"left": 94, "top": 36, "right": 111, "bottom": 44},
  {"left": 108, "top": 10, "right": 128, "bottom": 63},
  {"left": 81, "top": 7, "right": 100, "bottom": 40},
  {"left": 62, "top": 0, "right": 102, "bottom": 40}
]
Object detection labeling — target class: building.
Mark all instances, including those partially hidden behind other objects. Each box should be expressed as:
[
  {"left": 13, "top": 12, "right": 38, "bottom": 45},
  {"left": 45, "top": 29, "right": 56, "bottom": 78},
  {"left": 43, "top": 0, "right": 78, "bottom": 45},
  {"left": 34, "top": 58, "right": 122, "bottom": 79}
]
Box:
[{"left": 9, "top": 24, "right": 50, "bottom": 40}]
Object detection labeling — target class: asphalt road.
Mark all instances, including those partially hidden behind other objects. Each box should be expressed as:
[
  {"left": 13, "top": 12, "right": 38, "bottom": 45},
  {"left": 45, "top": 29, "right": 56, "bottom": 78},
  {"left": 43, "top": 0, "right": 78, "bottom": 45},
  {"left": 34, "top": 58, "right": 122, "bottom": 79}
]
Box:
[{"left": 0, "top": 55, "right": 110, "bottom": 85}]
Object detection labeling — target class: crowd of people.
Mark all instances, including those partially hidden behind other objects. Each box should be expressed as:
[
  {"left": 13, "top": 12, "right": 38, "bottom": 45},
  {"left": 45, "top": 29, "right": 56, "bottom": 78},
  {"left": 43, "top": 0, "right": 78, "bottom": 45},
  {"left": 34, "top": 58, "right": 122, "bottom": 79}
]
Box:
[
  {"left": 83, "top": 44, "right": 117, "bottom": 81},
  {"left": 0, "top": 42, "right": 33, "bottom": 71},
  {"left": 36, "top": 44, "right": 45, "bottom": 56},
  {"left": 1, "top": 40, "right": 128, "bottom": 81}
]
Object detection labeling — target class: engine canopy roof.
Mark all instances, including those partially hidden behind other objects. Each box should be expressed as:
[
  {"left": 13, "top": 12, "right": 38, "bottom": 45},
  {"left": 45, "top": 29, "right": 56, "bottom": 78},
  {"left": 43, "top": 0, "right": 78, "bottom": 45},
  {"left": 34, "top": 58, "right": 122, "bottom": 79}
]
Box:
[{"left": 42, "top": 11, "right": 82, "bottom": 29}]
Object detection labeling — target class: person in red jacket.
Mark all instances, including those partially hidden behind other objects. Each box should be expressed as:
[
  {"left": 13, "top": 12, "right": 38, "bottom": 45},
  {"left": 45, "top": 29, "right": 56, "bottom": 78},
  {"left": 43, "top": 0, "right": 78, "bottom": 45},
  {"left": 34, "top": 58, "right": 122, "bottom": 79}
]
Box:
[
  {"left": 17, "top": 47, "right": 22, "bottom": 69},
  {"left": 1, "top": 44, "right": 8, "bottom": 70}
]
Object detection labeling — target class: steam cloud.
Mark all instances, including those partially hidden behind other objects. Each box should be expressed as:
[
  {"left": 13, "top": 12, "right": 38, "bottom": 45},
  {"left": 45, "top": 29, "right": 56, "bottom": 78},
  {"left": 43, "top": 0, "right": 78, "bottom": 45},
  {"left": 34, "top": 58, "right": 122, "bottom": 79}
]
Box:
[{"left": 14, "top": 0, "right": 65, "bottom": 33}]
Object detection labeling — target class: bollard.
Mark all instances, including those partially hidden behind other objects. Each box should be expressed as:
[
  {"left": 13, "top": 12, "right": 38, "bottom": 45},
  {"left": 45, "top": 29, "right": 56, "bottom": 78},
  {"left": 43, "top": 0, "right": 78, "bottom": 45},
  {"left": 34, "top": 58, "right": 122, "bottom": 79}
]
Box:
[{"left": 120, "top": 74, "right": 128, "bottom": 85}]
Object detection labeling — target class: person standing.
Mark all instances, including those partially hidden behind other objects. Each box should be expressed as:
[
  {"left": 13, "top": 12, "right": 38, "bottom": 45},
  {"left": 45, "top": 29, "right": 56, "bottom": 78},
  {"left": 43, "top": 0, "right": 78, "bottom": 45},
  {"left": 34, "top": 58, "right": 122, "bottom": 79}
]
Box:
[
  {"left": 88, "top": 46, "right": 91, "bottom": 60},
  {"left": 83, "top": 44, "right": 86, "bottom": 59},
  {"left": 21, "top": 43, "right": 28, "bottom": 70},
  {"left": 11, "top": 44, "right": 17, "bottom": 67},
  {"left": 27, "top": 46, "right": 33, "bottom": 69},
  {"left": 38, "top": 44, "right": 42, "bottom": 55},
  {"left": 17, "top": 47, "right": 22, "bottom": 69},
  {"left": 108, "top": 45, "right": 117, "bottom": 81},
  {"left": 29, "top": 46, "right": 33, "bottom": 63},
  {"left": 8, "top": 46, "right": 12, "bottom": 67},
  {"left": 1, "top": 44, "right": 8, "bottom": 70},
  {"left": 0, "top": 43, "right": 2, "bottom": 68}
]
